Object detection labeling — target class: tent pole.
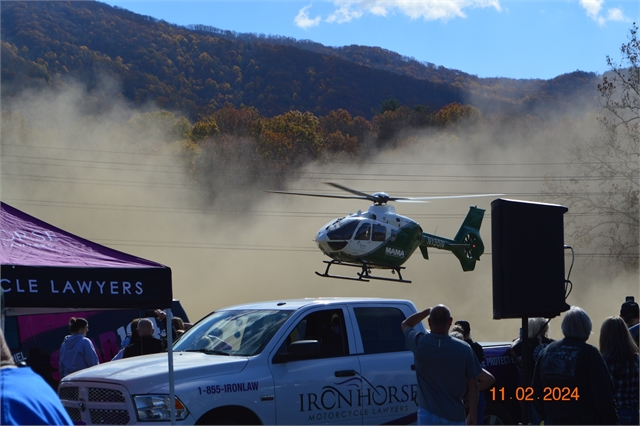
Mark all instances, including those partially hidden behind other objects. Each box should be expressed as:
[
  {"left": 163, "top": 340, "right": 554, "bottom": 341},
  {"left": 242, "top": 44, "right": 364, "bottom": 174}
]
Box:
[{"left": 167, "top": 308, "right": 176, "bottom": 424}]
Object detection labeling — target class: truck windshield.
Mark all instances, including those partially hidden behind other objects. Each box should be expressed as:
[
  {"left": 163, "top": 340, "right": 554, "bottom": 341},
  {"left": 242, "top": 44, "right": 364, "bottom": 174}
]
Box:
[{"left": 174, "top": 309, "right": 292, "bottom": 356}]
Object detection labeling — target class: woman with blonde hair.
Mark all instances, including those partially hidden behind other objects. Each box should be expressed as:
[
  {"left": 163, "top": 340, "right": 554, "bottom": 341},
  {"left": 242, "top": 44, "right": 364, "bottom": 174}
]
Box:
[{"left": 600, "top": 316, "right": 639, "bottom": 425}]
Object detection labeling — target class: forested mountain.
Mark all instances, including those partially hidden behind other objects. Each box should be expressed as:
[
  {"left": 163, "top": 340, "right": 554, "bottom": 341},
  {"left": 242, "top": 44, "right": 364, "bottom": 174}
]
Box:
[
  {"left": 1, "top": 1, "right": 599, "bottom": 120},
  {"left": 188, "top": 24, "right": 599, "bottom": 106}
]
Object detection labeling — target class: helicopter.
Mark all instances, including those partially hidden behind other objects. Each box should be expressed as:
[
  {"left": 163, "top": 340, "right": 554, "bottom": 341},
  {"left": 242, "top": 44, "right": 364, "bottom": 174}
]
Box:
[{"left": 268, "top": 183, "right": 502, "bottom": 283}]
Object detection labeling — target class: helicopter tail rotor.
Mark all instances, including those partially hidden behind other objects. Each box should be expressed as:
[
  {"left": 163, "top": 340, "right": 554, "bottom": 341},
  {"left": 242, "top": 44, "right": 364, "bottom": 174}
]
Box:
[
  {"left": 450, "top": 207, "right": 485, "bottom": 271},
  {"left": 451, "top": 231, "right": 484, "bottom": 271}
]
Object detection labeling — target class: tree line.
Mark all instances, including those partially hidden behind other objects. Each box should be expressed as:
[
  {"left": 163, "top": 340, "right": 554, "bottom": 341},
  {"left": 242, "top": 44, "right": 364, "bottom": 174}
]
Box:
[{"left": 155, "top": 100, "right": 482, "bottom": 184}]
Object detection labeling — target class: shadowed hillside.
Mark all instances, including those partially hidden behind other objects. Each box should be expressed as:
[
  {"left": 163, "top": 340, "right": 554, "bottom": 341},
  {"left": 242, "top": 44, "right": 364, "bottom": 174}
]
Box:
[{"left": 1, "top": 1, "right": 599, "bottom": 120}]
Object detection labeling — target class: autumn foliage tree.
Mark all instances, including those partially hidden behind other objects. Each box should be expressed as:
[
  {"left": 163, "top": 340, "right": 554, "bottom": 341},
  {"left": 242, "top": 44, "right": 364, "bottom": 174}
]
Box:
[
  {"left": 253, "top": 110, "right": 322, "bottom": 166},
  {"left": 318, "top": 109, "right": 371, "bottom": 154},
  {"left": 372, "top": 106, "right": 413, "bottom": 144},
  {"left": 212, "top": 104, "right": 261, "bottom": 137},
  {"left": 190, "top": 115, "right": 219, "bottom": 142},
  {"left": 433, "top": 102, "right": 481, "bottom": 127}
]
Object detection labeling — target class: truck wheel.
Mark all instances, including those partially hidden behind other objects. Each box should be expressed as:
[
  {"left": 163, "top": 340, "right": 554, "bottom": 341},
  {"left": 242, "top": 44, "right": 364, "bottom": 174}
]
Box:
[
  {"left": 195, "top": 406, "right": 261, "bottom": 425},
  {"left": 483, "top": 403, "right": 513, "bottom": 425}
]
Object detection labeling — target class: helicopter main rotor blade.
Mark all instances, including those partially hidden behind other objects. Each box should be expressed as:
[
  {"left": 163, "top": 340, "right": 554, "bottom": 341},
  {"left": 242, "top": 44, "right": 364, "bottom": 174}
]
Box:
[
  {"left": 324, "top": 182, "right": 377, "bottom": 202},
  {"left": 269, "top": 183, "right": 503, "bottom": 204},
  {"left": 391, "top": 193, "right": 504, "bottom": 201},
  {"left": 266, "top": 190, "right": 370, "bottom": 201}
]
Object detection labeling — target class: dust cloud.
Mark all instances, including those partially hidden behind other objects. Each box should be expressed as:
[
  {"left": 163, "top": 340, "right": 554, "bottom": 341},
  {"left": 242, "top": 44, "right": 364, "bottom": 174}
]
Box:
[{"left": 1, "top": 80, "right": 637, "bottom": 345}]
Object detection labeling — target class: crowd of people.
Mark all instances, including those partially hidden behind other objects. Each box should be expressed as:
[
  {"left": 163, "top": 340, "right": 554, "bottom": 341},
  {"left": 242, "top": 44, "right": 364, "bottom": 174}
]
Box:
[
  {"left": 403, "top": 300, "right": 639, "bottom": 425},
  {"left": 1, "top": 292, "right": 637, "bottom": 425},
  {"left": 59, "top": 310, "right": 190, "bottom": 371},
  {"left": 1, "top": 307, "right": 191, "bottom": 425}
]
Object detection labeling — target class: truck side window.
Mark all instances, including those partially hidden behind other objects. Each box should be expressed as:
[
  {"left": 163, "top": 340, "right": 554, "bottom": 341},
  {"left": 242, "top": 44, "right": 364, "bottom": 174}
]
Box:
[
  {"left": 354, "top": 307, "right": 406, "bottom": 354},
  {"left": 278, "top": 309, "right": 348, "bottom": 359}
]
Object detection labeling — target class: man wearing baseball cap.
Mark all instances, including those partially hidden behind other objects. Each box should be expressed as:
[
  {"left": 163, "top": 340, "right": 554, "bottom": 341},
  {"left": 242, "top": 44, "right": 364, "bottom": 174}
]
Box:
[{"left": 620, "top": 298, "right": 639, "bottom": 346}]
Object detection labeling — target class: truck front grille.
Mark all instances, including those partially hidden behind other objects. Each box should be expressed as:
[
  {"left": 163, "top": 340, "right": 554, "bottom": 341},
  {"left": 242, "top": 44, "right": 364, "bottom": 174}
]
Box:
[
  {"left": 59, "top": 386, "right": 79, "bottom": 401},
  {"left": 89, "top": 388, "right": 126, "bottom": 402},
  {"left": 90, "top": 409, "right": 130, "bottom": 424},
  {"left": 59, "top": 382, "right": 134, "bottom": 425},
  {"left": 65, "top": 407, "right": 82, "bottom": 422}
]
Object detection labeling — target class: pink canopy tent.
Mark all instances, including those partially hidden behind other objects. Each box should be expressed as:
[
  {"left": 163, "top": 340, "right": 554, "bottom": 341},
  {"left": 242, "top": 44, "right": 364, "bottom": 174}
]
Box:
[
  {"left": 1, "top": 202, "right": 179, "bottom": 421},
  {"left": 0, "top": 202, "right": 172, "bottom": 311}
]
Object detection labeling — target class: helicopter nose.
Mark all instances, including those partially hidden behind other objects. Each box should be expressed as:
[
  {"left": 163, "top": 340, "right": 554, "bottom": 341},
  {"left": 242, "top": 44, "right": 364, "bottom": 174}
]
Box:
[
  {"left": 315, "top": 230, "right": 330, "bottom": 250},
  {"left": 315, "top": 230, "right": 347, "bottom": 253}
]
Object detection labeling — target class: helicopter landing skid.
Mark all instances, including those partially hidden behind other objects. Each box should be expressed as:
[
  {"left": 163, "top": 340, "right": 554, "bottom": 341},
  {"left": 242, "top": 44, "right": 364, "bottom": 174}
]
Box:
[{"left": 315, "top": 260, "right": 412, "bottom": 284}]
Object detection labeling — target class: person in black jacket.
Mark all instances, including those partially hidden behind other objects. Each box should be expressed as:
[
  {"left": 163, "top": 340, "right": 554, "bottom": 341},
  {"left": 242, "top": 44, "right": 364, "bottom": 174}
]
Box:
[
  {"left": 123, "top": 318, "right": 164, "bottom": 358},
  {"left": 620, "top": 299, "right": 640, "bottom": 346},
  {"left": 532, "top": 306, "right": 618, "bottom": 425},
  {"left": 453, "top": 320, "right": 487, "bottom": 423},
  {"left": 453, "top": 320, "right": 485, "bottom": 363}
]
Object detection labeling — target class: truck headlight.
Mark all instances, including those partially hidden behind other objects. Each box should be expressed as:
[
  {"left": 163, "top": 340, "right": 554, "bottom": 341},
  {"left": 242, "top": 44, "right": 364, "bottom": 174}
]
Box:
[{"left": 133, "top": 395, "right": 189, "bottom": 421}]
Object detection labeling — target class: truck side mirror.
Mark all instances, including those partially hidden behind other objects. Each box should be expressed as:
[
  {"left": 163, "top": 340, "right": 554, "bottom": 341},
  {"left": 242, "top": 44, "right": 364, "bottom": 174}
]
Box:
[{"left": 273, "top": 340, "right": 320, "bottom": 364}]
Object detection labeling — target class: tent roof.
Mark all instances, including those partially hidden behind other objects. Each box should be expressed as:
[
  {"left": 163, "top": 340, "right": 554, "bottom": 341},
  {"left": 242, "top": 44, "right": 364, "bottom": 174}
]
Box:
[
  {"left": 1, "top": 202, "right": 166, "bottom": 268},
  {"left": 1, "top": 202, "right": 172, "bottom": 310}
]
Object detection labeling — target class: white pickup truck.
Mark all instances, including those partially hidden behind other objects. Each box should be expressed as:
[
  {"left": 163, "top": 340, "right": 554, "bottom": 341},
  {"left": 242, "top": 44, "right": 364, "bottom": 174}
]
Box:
[{"left": 58, "top": 298, "right": 519, "bottom": 425}]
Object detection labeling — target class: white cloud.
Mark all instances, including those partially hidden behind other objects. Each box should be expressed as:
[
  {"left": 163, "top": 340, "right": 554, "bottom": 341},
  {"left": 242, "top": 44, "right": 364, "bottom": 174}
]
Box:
[
  {"left": 294, "top": 4, "right": 322, "bottom": 29},
  {"left": 326, "top": 4, "right": 365, "bottom": 23},
  {"left": 579, "top": 0, "right": 629, "bottom": 25},
  {"left": 314, "top": 0, "right": 501, "bottom": 25},
  {"left": 605, "top": 8, "right": 627, "bottom": 22},
  {"left": 579, "top": 0, "right": 603, "bottom": 20}
]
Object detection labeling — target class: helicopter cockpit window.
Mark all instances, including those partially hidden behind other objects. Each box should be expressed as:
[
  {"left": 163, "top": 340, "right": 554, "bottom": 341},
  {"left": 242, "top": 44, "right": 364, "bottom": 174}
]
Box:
[
  {"left": 372, "top": 224, "right": 386, "bottom": 241},
  {"left": 354, "top": 223, "right": 371, "bottom": 241},
  {"left": 327, "top": 219, "right": 358, "bottom": 241}
]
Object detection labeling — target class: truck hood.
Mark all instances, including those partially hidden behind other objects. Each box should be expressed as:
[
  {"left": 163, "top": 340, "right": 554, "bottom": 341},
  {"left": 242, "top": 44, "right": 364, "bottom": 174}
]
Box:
[{"left": 61, "top": 352, "right": 249, "bottom": 394}]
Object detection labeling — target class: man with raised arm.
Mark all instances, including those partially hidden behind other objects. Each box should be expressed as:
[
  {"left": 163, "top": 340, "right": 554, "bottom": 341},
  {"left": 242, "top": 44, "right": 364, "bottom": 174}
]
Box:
[{"left": 402, "top": 305, "right": 483, "bottom": 425}]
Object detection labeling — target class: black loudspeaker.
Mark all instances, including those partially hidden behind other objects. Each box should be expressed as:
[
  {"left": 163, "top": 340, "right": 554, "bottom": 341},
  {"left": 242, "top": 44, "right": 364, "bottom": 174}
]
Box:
[{"left": 491, "top": 199, "right": 571, "bottom": 319}]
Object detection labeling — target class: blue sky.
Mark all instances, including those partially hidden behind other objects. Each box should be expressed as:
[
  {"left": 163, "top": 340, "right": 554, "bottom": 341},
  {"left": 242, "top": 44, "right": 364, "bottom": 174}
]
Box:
[{"left": 101, "top": 0, "right": 638, "bottom": 80}]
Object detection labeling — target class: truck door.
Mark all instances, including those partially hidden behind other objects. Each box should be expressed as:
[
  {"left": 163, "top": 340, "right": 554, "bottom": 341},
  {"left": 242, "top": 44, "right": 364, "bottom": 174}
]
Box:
[
  {"left": 269, "top": 306, "right": 363, "bottom": 425},
  {"left": 351, "top": 305, "right": 418, "bottom": 425}
]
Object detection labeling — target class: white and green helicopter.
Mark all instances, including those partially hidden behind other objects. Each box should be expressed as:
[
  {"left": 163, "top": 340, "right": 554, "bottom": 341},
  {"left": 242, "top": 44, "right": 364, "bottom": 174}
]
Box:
[{"left": 269, "top": 183, "right": 501, "bottom": 283}]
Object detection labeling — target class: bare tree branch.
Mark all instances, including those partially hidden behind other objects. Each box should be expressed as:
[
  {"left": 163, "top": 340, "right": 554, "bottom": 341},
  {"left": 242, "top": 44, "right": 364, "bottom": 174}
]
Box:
[{"left": 546, "top": 23, "right": 639, "bottom": 271}]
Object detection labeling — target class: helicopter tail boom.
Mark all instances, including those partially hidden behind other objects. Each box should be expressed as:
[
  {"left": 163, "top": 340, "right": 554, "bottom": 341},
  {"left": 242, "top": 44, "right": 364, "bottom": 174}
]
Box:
[{"left": 420, "top": 206, "right": 485, "bottom": 271}]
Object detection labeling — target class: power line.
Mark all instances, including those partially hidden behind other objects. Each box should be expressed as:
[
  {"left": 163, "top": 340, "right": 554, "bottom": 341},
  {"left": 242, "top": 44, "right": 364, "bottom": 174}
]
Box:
[
  {"left": 1, "top": 156, "right": 187, "bottom": 175},
  {"left": 4, "top": 198, "right": 626, "bottom": 219},
  {"left": 78, "top": 238, "right": 639, "bottom": 259},
  {"left": 0, "top": 173, "right": 196, "bottom": 190},
  {"left": 1, "top": 143, "right": 177, "bottom": 158},
  {"left": 1, "top": 143, "right": 633, "bottom": 167},
  {"left": 1, "top": 169, "right": 633, "bottom": 190}
]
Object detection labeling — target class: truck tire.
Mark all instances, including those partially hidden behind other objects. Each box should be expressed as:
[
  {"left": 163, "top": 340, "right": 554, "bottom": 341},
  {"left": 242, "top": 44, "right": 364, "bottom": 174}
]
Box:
[
  {"left": 195, "top": 406, "right": 262, "bottom": 425},
  {"left": 483, "top": 402, "right": 514, "bottom": 425}
]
